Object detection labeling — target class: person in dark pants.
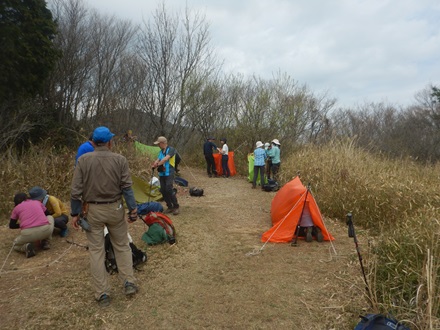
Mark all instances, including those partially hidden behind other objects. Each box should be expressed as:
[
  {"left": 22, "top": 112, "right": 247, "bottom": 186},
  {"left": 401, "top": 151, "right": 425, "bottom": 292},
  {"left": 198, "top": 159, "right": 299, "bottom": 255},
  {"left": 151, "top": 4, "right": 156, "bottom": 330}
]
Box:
[
  {"left": 152, "top": 136, "right": 180, "bottom": 215},
  {"left": 29, "top": 186, "right": 70, "bottom": 237},
  {"left": 203, "top": 137, "right": 218, "bottom": 177},
  {"left": 71, "top": 126, "right": 139, "bottom": 308},
  {"left": 217, "top": 138, "right": 231, "bottom": 178}
]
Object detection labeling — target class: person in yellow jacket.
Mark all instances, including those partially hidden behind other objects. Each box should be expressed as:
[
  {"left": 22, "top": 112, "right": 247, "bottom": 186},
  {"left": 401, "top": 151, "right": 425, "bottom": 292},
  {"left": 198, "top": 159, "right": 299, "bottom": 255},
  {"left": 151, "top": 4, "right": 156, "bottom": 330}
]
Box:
[{"left": 29, "top": 186, "right": 70, "bottom": 237}]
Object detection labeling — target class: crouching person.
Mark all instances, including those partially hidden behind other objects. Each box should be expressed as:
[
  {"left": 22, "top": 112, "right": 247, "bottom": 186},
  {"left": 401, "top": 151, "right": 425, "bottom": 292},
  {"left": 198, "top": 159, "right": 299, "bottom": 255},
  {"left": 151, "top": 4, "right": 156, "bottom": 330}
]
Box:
[
  {"left": 9, "top": 193, "right": 54, "bottom": 257},
  {"left": 29, "top": 186, "right": 70, "bottom": 237}
]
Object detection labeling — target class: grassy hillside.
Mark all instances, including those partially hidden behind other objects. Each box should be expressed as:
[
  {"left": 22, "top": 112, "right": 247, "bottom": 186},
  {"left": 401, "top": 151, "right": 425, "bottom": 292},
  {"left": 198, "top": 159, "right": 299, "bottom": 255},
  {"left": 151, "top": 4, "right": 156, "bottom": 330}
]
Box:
[{"left": 1, "top": 139, "right": 439, "bottom": 328}]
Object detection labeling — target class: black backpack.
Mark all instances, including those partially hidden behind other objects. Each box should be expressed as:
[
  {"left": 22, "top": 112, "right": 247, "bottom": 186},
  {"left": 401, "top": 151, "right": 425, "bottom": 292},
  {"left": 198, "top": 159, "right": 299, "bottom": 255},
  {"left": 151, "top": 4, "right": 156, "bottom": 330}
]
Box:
[
  {"left": 354, "top": 314, "right": 411, "bottom": 330},
  {"left": 104, "top": 233, "right": 147, "bottom": 274}
]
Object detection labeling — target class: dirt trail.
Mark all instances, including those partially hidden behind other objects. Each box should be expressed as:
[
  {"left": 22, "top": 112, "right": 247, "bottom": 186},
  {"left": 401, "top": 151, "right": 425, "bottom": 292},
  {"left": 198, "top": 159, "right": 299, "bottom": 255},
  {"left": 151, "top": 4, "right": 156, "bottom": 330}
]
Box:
[{"left": 0, "top": 168, "right": 366, "bottom": 329}]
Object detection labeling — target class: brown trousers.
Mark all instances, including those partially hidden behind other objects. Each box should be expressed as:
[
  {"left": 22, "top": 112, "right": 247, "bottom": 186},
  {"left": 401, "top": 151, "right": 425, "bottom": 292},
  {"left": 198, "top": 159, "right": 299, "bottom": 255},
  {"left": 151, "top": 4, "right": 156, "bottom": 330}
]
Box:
[
  {"left": 13, "top": 216, "right": 54, "bottom": 252},
  {"left": 85, "top": 201, "right": 136, "bottom": 300}
]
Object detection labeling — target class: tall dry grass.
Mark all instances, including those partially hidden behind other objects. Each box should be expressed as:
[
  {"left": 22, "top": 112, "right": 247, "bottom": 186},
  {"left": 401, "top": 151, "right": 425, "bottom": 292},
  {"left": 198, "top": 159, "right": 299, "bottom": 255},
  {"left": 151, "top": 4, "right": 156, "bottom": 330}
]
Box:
[
  {"left": 281, "top": 139, "right": 440, "bottom": 329},
  {"left": 1, "top": 138, "right": 439, "bottom": 328}
]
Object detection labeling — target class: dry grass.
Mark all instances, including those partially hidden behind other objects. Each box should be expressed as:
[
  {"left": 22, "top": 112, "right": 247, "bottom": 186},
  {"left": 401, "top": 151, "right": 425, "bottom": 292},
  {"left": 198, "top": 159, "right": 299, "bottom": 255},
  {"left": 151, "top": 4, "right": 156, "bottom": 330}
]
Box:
[
  {"left": 280, "top": 139, "right": 440, "bottom": 329},
  {"left": 1, "top": 139, "right": 438, "bottom": 329}
]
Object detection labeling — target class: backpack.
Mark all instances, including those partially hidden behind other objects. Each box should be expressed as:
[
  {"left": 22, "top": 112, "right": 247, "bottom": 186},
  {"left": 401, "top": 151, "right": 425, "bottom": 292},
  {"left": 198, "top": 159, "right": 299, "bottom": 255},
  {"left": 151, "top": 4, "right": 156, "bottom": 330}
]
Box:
[
  {"left": 141, "top": 212, "right": 176, "bottom": 245},
  {"left": 104, "top": 233, "right": 147, "bottom": 274},
  {"left": 189, "top": 187, "right": 204, "bottom": 196},
  {"left": 137, "top": 201, "right": 163, "bottom": 215},
  {"left": 354, "top": 314, "right": 411, "bottom": 330}
]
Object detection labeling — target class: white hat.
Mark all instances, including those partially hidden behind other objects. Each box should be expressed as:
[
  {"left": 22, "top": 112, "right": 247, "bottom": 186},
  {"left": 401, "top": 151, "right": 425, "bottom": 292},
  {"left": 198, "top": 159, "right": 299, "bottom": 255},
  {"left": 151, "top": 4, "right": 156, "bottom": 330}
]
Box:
[
  {"left": 256, "top": 141, "right": 263, "bottom": 148},
  {"left": 272, "top": 139, "right": 281, "bottom": 146},
  {"left": 264, "top": 142, "right": 270, "bottom": 148}
]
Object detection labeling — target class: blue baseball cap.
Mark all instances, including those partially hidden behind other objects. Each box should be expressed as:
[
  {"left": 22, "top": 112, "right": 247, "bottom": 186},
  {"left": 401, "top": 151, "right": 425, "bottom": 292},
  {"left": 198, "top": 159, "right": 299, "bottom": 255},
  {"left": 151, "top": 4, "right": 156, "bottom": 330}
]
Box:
[{"left": 92, "top": 126, "right": 115, "bottom": 143}]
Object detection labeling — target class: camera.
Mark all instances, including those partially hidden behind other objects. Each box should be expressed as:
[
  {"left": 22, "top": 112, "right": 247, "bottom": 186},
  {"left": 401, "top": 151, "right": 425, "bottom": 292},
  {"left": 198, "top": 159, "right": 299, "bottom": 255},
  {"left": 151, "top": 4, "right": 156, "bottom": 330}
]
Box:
[
  {"left": 78, "top": 216, "right": 91, "bottom": 232},
  {"left": 157, "top": 164, "right": 165, "bottom": 172}
]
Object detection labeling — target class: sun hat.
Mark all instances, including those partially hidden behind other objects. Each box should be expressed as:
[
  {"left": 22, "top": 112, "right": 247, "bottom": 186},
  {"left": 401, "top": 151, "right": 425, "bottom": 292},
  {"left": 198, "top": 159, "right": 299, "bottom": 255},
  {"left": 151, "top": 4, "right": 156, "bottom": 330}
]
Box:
[
  {"left": 220, "top": 138, "right": 227, "bottom": 143},
  {"left": 154, "top": 136, "right": 167, "bottom": 144},
  {"left": 271, "top": 139, "right": 281, "bottom": 146},
  {"left": 264, "top": 142, "right": 270, "bottom": 148},
  {"left": 92, "top": 126, "right": 115, "bottom": 143},
  {"left": 256, "top": 141, "right": 264, "bottom": 148},
  {"left": 29, "top": 186, "right": 47, "bottom": 200}
]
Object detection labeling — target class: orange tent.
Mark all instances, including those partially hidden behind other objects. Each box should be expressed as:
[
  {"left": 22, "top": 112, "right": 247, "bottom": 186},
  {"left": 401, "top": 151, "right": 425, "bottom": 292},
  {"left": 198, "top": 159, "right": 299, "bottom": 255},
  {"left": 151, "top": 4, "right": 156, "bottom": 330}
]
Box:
[
  {"left": 213, "top": 152, "right": 237, "bottom": 176},
  {"left": 261, "top": 177, "right": 334, "bottom": 243}
]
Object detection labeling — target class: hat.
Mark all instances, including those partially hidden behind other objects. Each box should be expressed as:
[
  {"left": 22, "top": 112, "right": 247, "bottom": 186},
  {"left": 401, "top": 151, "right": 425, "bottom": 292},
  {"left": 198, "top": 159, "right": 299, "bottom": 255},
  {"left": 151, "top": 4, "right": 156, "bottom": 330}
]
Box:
[
  {"left": 256, "top": 141, "right": 264, "bottom": 148},
  {"left": 220, "top": 138, "right": 227, "bottom": 143},
  {"left": 264, "top": 142, "right": 270, "bottom": 148},
  {"left": 271, "top": 139, "right": 281, "bottom": 146},
  {"left": 154, "top": 136, "right": 167, "bottom": 144},
  {"left": 92, "top": 126, "right": 115, "bottom": 143},
  {"left": 29, "top": 186, "right": 47, "bottom": 200},
  {"left": 207, "top": 137, "right": 215, "bottom": 140}
]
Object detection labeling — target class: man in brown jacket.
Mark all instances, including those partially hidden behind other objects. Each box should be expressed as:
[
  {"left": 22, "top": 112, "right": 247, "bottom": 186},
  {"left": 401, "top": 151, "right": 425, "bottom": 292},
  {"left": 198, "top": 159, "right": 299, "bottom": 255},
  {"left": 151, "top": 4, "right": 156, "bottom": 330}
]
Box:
[{"left": 71, "top": 126, "right": 138, "bottom": 307}]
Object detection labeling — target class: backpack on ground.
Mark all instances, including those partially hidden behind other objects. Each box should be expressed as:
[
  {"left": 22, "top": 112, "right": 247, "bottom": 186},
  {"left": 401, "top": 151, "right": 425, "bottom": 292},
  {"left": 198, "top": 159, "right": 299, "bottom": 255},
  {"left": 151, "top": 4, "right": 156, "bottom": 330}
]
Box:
[
  {"left": 104, "top": 233, "right": 147, "bottom": 274},
  {"left": 189, "top": 187, "right": 204, "bottom": 196},
  {"left": 141, "top": 212, "right": 176, "bottom": 245},
  {"left": 262, "top": 180, "right": 279, "bottom": 192},
  {"left": 137, "top": 201, "right": 163, "bottom": 215},
  {"left": 354, "top": 314, "right": 411, "bottom": 330}
]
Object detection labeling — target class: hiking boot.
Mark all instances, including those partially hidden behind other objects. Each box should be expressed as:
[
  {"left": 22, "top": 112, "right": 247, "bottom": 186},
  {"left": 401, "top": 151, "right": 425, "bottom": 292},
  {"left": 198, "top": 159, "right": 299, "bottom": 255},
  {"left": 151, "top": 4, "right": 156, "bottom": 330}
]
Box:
[
  {"left": 41, "top": 239, "right": 51, "bottom": 250},
  {"left": 305, "top": 227, "right": 313, "bottom": 242},
  {"left": 315, "top": 227, "right": 324, "bottom": 242},
  {"left": 60, "top": 228, "right": 69, "bottom": 237},
  {"left": 172, "top": 208, "right": 180, "bottom": 215},
  {"left": 25, "top": 243, "right": 36, "bottom": 258},
  {"left": 124, "top": 282, "right": 138, "bottom": 296},
  {"left": 98, "top": 294, "right": 111, "bottom": 307},
  {"left": 164, "top": 208, "right": 174, "bottom": 214}
]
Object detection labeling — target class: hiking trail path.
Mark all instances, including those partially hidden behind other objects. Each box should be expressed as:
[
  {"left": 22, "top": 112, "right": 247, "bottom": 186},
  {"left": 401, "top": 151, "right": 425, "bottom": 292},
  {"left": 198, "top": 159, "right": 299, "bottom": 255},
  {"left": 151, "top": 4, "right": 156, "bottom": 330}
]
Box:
[{"left": 0, "top": 167, "right": 367, "bottom": 329}]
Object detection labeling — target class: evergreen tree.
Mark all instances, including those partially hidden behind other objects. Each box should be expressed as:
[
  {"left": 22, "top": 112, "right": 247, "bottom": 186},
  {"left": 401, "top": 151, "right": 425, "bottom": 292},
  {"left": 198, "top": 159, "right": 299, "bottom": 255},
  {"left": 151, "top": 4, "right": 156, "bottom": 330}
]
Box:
[{"left": 0, "top": 0, "right": 59, "bottom": 101}]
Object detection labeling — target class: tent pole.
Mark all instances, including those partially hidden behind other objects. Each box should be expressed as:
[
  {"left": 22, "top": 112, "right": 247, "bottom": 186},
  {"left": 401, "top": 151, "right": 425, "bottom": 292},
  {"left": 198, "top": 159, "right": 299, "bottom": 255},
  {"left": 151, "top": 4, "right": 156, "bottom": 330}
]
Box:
[{"left": 290, "top": 184, "right": 311, "bottom": 246}]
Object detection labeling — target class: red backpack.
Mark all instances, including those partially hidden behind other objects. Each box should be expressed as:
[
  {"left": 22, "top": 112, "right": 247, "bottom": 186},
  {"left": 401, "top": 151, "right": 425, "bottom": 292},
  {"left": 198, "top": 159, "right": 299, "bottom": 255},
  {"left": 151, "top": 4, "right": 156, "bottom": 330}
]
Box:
[{"left": 142, "top": 212, "right": 176, "bottom": 244}]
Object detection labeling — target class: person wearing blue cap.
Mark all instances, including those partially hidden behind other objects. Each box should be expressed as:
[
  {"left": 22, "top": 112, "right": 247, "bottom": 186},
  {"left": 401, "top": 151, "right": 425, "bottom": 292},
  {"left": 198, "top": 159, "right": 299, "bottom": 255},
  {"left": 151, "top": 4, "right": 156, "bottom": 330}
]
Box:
[
  {"left": 71, "top": 126, "right": 139, "bottom": 307},
  {"left": 75, "top": 134, "right": 94, "bottom": 165},
  {"left": 203, "top": 137, "right": 218, "bottom": 177}
]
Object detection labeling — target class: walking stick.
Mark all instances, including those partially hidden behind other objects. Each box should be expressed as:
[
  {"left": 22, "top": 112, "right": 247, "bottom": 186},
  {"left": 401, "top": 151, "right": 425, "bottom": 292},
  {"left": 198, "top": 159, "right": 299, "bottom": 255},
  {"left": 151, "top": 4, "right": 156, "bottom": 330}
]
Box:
[{"left": 346, "top": 212, "right": 372, "bottom": 305}]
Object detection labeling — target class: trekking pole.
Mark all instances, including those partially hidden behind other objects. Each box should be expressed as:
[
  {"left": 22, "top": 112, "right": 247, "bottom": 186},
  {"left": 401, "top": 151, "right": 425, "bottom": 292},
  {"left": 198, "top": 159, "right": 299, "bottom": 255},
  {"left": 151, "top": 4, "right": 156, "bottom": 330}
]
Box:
[
  {"left": 346, "top": 212, "right": 371, "bottom": 302},
  {"left": 290, "top": 184, "right": 310, "bottom": 246}
]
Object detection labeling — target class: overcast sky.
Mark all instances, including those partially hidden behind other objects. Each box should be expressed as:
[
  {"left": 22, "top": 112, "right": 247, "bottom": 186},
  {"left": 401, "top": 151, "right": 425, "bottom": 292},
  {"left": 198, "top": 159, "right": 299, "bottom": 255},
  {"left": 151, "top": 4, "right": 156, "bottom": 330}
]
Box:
[{"left": 87, "top": 0, "right": 440, "bottom": 108}]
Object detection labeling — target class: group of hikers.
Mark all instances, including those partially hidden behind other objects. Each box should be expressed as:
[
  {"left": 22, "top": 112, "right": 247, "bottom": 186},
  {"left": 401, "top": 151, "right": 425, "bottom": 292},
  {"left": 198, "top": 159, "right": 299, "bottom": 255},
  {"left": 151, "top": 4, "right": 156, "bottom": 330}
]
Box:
[
  {"left": 8, "top": 126, "right": 182, "bottom": 307},
  {"left": 251, "top": 139, "right": 281, "bottom": 190},
  {"left": 8, "top": 128, "right": 284, "bottom": 307}
]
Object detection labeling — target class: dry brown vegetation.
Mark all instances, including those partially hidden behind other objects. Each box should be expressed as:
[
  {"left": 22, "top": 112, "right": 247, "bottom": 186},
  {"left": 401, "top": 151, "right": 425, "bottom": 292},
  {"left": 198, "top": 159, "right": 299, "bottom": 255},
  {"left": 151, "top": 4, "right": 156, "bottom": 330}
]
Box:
[{"left": 1, "top": 140, "right": 439, "bottom": 329}]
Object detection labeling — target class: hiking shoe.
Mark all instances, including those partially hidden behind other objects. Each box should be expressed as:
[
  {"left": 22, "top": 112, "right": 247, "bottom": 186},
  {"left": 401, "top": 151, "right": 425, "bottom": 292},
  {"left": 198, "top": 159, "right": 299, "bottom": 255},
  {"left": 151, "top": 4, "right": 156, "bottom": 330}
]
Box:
[
  {"left": 172, "top": 208, "right": 180, "bottom": 215},
  {"left": 315, "top": 227, "right": 324, "bottom": 242},
  {"left": 98, "top": 294, "right": 111, "bottom": 308},
  {"left": 164, "top": 208, "right": 174, "bottom": 214},
  {"left": 41, "top": 239, "right": 51, "bottom": 250},
  {"left": 124, "top": 282, "right": 138, "bottom": 296},
  {"left": 305, "top": 227, "right": 313, "bottom": 243},
  {"left": 60, "top": 228, "right": 69, "bottom": 237},
  {"left": 25, "top": 243, "right": 36, "bottom": 258}
]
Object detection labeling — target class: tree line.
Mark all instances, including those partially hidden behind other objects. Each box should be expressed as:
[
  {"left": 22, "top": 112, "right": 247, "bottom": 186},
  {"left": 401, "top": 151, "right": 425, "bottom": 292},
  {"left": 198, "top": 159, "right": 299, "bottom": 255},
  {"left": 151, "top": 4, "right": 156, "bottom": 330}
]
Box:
[{"left": 1, "top": 0, "right": 439, "bottom": 162}]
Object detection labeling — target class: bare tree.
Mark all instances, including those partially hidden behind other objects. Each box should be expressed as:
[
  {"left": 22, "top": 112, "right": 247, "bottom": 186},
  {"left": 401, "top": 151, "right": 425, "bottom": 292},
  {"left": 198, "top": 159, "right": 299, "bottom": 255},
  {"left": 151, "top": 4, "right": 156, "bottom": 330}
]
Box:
[{"left": 136, "top": 3, "right": 218, "bottom": 145}]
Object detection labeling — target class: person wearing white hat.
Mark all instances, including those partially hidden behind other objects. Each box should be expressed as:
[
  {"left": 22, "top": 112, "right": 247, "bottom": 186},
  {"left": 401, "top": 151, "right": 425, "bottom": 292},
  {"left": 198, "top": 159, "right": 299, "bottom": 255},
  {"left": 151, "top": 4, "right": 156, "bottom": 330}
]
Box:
[
  {"left": 252, "top": 141, "right": 267, "bottom": 189},
  {"left": 264, "top": 142, "right": 272, "bottom": 179},
  {"left": 267, "top": 139, "right": 281, "bottom": 182}
]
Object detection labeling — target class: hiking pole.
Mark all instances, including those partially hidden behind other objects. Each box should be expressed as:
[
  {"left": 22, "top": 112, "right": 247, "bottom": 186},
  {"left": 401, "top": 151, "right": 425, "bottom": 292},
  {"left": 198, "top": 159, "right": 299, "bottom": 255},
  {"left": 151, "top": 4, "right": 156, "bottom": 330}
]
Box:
[
  {"left": 346, "top": 212, "right": 371, "bottom": 299},
  {"left": 290, "top": 184, "right": 311, "bottom": 246}
]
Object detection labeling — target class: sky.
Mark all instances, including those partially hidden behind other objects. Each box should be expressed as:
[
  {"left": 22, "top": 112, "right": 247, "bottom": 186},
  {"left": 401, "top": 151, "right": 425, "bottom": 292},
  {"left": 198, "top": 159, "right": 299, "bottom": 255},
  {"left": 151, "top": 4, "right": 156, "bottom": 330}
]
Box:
[{"left": 87, "top": 0, "right": 440, "bottom": 108}]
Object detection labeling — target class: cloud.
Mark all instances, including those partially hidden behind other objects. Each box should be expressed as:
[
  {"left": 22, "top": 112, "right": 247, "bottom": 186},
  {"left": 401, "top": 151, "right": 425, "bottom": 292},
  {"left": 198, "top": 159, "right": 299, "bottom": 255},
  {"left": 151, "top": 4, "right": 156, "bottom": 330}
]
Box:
[{"left": 84, "top": 0, "right": 440, "bottom": 107}]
